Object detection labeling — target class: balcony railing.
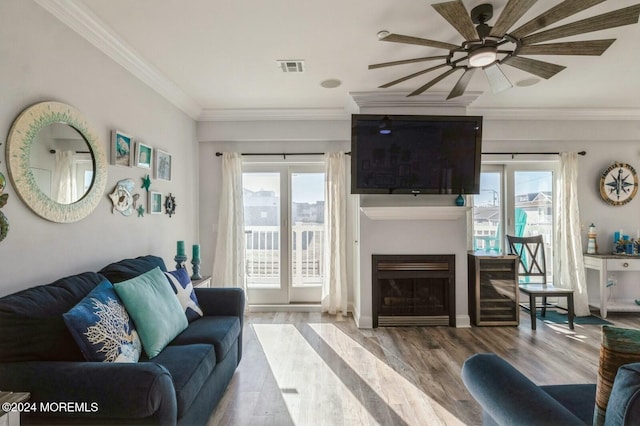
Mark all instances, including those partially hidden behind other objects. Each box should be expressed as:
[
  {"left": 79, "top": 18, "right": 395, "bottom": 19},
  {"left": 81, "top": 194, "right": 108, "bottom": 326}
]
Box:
[{"left": 245, "top": 223, "right": 324, "bottom": 287}]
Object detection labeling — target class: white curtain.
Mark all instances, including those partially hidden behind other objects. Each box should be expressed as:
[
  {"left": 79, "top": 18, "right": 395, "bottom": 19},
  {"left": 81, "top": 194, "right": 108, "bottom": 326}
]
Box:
[
  {"left": 554, "top": 152, "right": 590, "bottom": 316},
  {"left": 212, "top": 153, "right": 246, "bottom": 293},
  {"left": 322, "top": 152, "right": 348, "bottom": 315},
  {"left": 52, "top": 150, "right": 76, "bottom": 204}
]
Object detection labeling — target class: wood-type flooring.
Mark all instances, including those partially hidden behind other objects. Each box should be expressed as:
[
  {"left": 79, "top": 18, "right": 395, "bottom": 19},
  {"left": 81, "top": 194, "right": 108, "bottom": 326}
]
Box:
[{"left": 208, "top": 310, "right": 640, "bottom": 425}]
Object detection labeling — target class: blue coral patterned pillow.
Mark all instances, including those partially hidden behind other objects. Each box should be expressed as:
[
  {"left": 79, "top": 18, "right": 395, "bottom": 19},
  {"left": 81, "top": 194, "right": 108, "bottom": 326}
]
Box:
[
  {"left": 164, "top": 269, "right": 204, "bottom": 322},
  {"left": 63, "top": 280, "right": 141, "bottom": 363}
]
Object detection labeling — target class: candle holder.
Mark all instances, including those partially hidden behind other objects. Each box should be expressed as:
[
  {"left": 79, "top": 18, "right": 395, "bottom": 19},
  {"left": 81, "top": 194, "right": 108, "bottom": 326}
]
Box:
[
  {"left": 191, "top": 258, "right": 202, "bottom": 280},
  {"left": 174, "top": 254, "right": 187, "bottom": 269}
]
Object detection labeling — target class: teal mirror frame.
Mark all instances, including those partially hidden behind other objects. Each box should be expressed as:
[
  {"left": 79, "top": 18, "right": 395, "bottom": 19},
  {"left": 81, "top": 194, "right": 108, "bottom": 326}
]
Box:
[{"left": 6, "top": 101, "right": 108, "bottom": 223}]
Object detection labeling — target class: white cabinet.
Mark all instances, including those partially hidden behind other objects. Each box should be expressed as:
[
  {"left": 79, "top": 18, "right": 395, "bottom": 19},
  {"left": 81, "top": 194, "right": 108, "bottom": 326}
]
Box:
[
  {"left": 0, "top": 392, "right": 30, "bottom": 426},
  {"left": 192, "top": 276, "right": 211, "bottom": 288},
  {"left": 584, "top": 255, "right": 640, "bottom": 318}
]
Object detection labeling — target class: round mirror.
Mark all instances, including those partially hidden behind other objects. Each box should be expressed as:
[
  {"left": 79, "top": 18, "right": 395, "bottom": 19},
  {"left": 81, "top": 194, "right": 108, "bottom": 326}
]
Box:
[
  {"left": 30, "top": 122, "right": 94, "bottom": 204},
  {"left": 6, "top": 101, "right": 107, "bottom": 223}
]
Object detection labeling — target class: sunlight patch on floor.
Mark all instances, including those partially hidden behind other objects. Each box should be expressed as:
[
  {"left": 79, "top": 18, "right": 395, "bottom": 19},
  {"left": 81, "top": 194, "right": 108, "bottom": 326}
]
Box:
[
  {"left": 541, "top": 321, "right": 590, "bottom": 342},
  {"left": 253, "top": 323, "right": 464, "bottom": 426},
  {"left": 253, "top": 323, "right": 379, "bottom": 425},
  {"left": 309, "top": 323, "right": 464, "bottom": 426}
]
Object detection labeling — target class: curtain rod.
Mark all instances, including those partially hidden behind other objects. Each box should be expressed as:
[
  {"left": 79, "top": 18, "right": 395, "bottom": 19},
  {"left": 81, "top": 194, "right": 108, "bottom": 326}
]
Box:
[
  {"left": 215, "top": 152, "right": 351, "bottom": 158},
  {"left": 215, "top": 150, "right": 585, "bottom": 158},
  {"left": 482, "top": 150, "right": 586, "bottom": 157}
]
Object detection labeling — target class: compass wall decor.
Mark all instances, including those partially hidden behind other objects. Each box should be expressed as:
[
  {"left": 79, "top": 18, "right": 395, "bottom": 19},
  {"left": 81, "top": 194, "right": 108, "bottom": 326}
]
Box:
[{"left": 599, "top": 162, "right": 638, "bottom": 206}]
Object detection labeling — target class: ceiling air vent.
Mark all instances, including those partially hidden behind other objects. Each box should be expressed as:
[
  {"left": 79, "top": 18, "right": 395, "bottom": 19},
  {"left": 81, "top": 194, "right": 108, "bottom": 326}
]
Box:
[{"left": 277, "top": 60, "right": 305, "bottom": 73}]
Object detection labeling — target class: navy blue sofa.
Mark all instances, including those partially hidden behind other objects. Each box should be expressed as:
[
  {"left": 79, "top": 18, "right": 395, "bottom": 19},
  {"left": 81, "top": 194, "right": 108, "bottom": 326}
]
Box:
[
  {"left": 462, "top": 353, "right": 640, "bottom": 425},
  {"left": 0, "top": 255, "right": 244, "bottom": 425}
]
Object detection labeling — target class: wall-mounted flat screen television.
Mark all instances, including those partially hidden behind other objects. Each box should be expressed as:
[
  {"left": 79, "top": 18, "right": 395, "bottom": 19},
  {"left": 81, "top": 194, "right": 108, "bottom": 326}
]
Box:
[{"left": 351, "top": 114, "right": 483, "bottom": 194}]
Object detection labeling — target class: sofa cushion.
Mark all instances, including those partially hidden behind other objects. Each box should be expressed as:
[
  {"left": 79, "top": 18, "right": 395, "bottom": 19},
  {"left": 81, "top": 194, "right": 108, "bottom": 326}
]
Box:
[
  {"left": 164, "top": 269, "right": 203, "bottom": 322},
  {"left": 114, "top": 267, "right": 188, "bottom": 358},
  {"left": 595, "top": 325, "right": 640, "bottom": 425},
  {"left": 170, "top": 316, "right": 241, "bottom": 361},
  {"left": 143, "top": 344, "right": 216, "bottom": 416},
  {"left": 99, "top": 255, "right": 167, "bottom": 283},
  {"left": 605, "top": 362, "right": 640, "bottom": 426},
  {"left": 63, "top": 280, "right": 142, "bottom": 363},
  {"left": 541, "top": 384, "right": 596, "bottom": 425},
  {"left": 0, "top": 272, "right": 103, "bottom": 362}
]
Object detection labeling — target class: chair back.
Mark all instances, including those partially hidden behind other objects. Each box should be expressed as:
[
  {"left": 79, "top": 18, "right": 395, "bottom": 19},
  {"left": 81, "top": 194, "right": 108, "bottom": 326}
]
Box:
[{"left": 506, "top": 234, "right": 547, "bottom": 283}]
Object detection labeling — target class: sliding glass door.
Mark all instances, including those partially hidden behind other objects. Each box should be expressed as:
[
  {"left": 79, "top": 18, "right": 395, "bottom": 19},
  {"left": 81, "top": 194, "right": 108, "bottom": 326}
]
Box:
[
  {"left": 473, "top": 162, "right": 556, "bottom": 281},
  {"left": 243, "top": 163, "right": 325, "bottom": 304},
  {"left": 473, "top": 167, "right": 503, "bottom": 252}
]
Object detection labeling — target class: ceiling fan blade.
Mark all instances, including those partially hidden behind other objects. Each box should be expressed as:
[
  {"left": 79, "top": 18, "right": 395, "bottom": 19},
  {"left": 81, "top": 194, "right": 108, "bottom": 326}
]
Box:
[
  {"left": 510, "top": 0, "right": 606, "bottom": 39},
  {"left": 518, "top": 39, "right": 615, "bottom": 56},
  {"left": 483, "top": 64, "right": 513, "bottom": 93},
  {"left": 522, "top": 4, "right": 640, "bottom": 45},
  {"left": 368, "top": 55, "right": 449, "bottom": 70},
  {"left": 489, "top": 0, "right": 538, "bottom": 38},
  {"left": 408, "top": 67, "right": 461, "bottom": 97},
  {"left": 447, "top": 68, "right": 477, "bottom": 99},
  {"left": 380, "top": 33, "right": 459, "bottom": 50},
  {"left": 432, "top": 1, "right": 478, "bottom": 41},
  {"left": 379, "top": 63, "right": 449, "bottom": 88},
  {"left": 502, "top": 55, "right": 566, "bottom": 79}
]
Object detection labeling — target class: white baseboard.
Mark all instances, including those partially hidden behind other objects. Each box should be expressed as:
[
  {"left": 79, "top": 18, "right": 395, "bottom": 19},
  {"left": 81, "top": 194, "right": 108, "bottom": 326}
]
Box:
[
  {"left": 248, "top": 304, "right": 321, "bottom": 312},
  {"left": 456, "top": 315, "right": 471, "bottom": 328}
]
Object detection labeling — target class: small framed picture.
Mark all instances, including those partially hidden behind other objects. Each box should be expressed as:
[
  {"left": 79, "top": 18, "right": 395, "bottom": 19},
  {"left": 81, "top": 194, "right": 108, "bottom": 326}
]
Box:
[
  {"left": 155, "top": 149, "right": 172, "bottom": 181},
  {"left": 135, "top": 142, "right": 152, "bottom": 169},
  {"left": 111, "top": 130, "right": 133, "bottom": 167},
  {"left": 149, "top": 191, "right": 163, "bottom": 214}
]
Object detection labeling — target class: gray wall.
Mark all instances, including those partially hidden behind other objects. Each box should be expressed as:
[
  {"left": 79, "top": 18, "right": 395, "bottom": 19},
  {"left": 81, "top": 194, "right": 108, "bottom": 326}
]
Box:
[{"left": 0, "top": 0, "right": 198, "bottom": 296}]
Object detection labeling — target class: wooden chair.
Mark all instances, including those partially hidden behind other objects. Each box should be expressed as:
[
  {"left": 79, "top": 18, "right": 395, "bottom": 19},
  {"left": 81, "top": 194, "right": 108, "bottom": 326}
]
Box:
[{"left": 506, "top": 234, "right": 574, "bottom": 330}]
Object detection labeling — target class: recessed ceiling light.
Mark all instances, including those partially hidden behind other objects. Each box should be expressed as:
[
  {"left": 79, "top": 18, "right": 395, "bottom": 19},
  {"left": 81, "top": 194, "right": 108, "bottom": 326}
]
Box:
[
  {"left": 516, "top": 77, "right": 541, "bottom": 87},
  {"left": 320, "top": 79, "right": 342, "bottom": 89}
]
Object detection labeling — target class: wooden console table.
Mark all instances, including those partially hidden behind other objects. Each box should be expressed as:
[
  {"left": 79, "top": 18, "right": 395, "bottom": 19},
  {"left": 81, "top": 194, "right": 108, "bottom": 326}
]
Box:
[{"left": 584, "top": 254, "right": 640, "bottom": 318}]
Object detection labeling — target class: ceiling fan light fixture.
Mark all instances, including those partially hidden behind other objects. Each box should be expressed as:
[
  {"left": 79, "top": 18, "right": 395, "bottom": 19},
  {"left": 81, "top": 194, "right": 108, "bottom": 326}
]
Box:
[{"left": 468, "top": 46, "right": 497, "bottom": 68}]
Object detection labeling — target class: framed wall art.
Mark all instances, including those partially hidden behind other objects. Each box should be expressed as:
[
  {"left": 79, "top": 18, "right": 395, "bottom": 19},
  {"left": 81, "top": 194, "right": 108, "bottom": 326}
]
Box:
[
  {"left": 111, "top": 130, "right": 133, "bottom": 167},
  {"left": 149, "top": 191, "right": 163, "bottom": 214},
  {"left": 155, "top": 149, "right": 172, "bottom": 181},
  {"left": 136, "top": 142, "right": 152, "bottom": 169}
]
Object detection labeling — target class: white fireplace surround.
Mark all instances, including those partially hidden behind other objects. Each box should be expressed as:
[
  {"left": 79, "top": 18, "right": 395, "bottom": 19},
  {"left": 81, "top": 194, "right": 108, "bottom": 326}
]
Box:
[{"left": 360, "top": 205, "right": 471, "bottom": 221}]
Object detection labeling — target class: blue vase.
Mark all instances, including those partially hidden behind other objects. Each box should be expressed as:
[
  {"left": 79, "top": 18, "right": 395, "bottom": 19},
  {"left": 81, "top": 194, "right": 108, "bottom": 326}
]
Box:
[{"left": 456, "top": 194, "right": 465, "bottom": 206}]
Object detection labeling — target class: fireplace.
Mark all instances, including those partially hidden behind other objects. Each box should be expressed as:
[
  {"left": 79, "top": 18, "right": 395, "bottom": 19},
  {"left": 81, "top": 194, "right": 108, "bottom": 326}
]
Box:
[{"left": 372, "top": 255, "right": 455, "bottom": 327}]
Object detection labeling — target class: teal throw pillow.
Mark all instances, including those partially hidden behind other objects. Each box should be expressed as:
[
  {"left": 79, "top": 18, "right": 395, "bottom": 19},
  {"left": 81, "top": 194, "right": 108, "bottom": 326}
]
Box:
[
  {"left": 114, "top": 266, "right": 188, "bottom": 358},
  {"left": 63, "top": 280, "right": 141, "bottom": 363}
]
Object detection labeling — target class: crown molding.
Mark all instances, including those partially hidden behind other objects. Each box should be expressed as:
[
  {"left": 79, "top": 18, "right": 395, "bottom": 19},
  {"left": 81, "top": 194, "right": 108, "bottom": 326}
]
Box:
[
  {"left": 468, "top": 106, "right": 640, "bottom": 121},
  {"left": 35, "top": 0, "right": 202, "bottom": 120},
  {"left": 349, "top": 91, "right": 482, "bottom": 109},
  {"left": 198, "top": 107, "right": 350, "bottom": 122},
  {"left": 31, "top": 1, "right": 640, "bottom": 123}
]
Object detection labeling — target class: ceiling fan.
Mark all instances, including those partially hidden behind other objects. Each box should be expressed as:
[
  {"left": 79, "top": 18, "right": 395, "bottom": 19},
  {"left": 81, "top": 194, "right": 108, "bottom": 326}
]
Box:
[{"left": 369, "top": 0, "right": 640, "bottom": 99}]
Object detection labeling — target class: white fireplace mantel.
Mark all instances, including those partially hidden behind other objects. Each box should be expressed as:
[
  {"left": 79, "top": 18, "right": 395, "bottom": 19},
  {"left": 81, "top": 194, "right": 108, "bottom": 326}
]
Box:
[{"left": 360, "top": 205, "right": 471, "bottom": 221}]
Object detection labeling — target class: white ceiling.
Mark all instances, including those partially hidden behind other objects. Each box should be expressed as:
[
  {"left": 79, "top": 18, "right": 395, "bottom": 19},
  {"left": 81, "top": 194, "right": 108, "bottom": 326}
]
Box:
[{"left": 40, "top": 0, "right": 640, "bottom": 120}]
